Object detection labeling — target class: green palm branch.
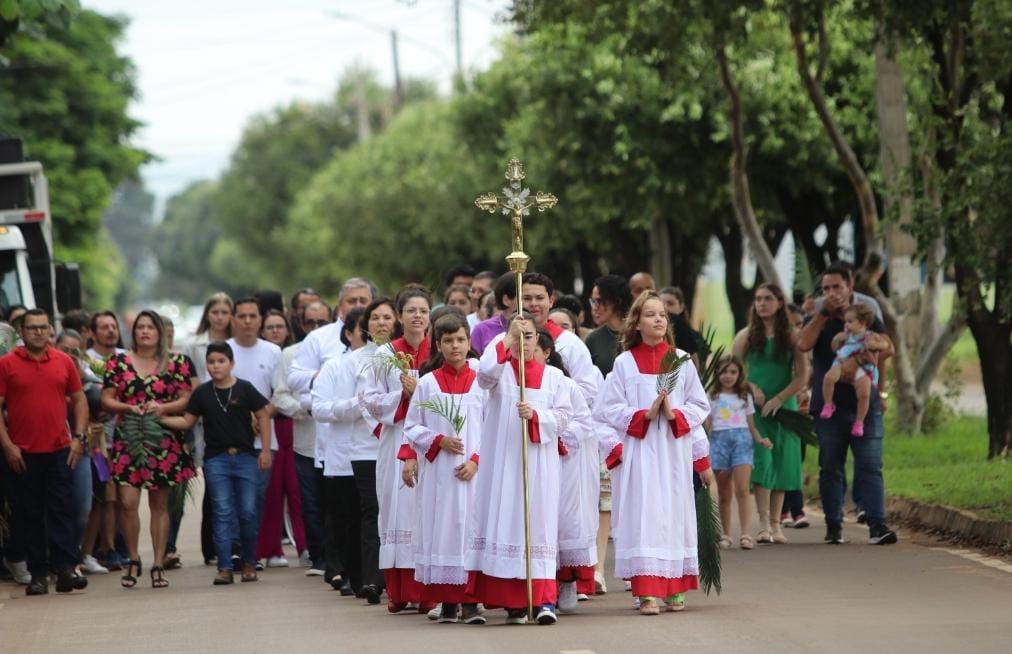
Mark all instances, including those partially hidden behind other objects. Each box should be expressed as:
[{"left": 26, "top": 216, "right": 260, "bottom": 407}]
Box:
[
  {"left": 696, "top": 322, "right": 726, "bottom": 392},
  {"left": 768, "top": 408, "right": 819, "bottom": 448},
  {"left": 119, "top": 413, "right": 170, "bottom": 462},
  {"left": 416, "top": 395, "right": 465, "bottom": 435},
  {"left": 696, "top": 486, "right": 723, "bottom": 595},
  {"left": 655, "top": 350, "right": 692, "bottom": 395},
  {"left": 363, "top": 334, "right": 412, "bottom": 382}
]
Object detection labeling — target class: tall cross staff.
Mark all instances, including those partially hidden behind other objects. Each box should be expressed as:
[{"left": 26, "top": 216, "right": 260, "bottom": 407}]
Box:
[{"left": 475, "top": 158, "right": 557, "bottom": 621}]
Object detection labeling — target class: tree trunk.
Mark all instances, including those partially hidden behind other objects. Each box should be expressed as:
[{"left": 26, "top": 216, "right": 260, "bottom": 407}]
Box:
[
  {"left": 789, "top": 15, "right": 882, "bottom": 256},
  {"left": 966, "top": 310, "right": 1012, "bottom": 460},
  {"left": 649, "top": 208, "right": 673, "bottom": 288},
  {"left": 715, "top": 224, "right": 750, "bottom": 331},
  {"left": 715, "top": 44, "right": 784, "bottom": 292}
]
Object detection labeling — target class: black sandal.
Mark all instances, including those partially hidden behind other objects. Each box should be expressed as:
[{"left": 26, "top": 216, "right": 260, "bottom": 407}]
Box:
[
  {"left": 150, "top": 565, "right": 169, "bottom": 589},
  {"left": 121, "top": 559, "right": 141, "bottom": 588}
]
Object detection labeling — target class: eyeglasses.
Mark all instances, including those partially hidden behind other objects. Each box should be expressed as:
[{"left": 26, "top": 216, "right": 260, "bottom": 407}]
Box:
[
  {"left": 302, "top": 319, "right": 329, "bottom": 328},
  {"left": 589, "top": 298, "right": 607, "bottom": 307},
  {"left": 263, "top": 325, "right": 287, "bottom": 332}
]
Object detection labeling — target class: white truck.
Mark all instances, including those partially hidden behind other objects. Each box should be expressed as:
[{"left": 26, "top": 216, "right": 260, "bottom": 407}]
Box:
[{"left": 0, "top": 140, "right": 81, "bottom": 321}]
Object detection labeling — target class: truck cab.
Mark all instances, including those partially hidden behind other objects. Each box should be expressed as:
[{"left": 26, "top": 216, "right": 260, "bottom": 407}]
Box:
[{"left": 0, "top": 138, "right": 81, "bottom": 322}]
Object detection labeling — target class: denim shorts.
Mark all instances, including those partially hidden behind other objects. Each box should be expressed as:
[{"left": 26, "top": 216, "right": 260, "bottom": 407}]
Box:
[{"left": 710, "top": 428, "right": 754, "bottom": 470}]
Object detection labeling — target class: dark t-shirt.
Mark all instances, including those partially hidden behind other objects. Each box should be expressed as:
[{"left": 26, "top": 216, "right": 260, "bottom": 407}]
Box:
[
  {"left": 585, "top": 326, "right": 620, "bottom": 376},
  {"left": 186, "top": 379, "right": 269, "bottom": 459},
  {"left": 807, "top": 312, "right": 885, "bottom": 416}
]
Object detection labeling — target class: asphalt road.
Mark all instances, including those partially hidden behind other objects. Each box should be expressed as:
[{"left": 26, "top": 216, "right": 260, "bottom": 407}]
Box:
[{"left": 2, "top": 480, "right": 1010, "bottom": 654}]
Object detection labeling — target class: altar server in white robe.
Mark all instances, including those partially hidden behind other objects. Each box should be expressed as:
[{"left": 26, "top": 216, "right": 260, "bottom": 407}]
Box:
[
  {"left": 404, "top": 313, "right": 486, "bottom": 624},
  {"left": 594, "top": 291, "right": 713, "bottom": 616},
  {"left": 466, "top": 314, "right": 572, "bottom": 625}
]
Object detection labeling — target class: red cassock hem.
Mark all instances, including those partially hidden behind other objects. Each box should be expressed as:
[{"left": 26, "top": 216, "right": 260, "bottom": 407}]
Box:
[
  {"left": 465, "top": 571, "right": 557, "bottom": 610},
  {"left": 693, "top": 456, "right": 711, "bottom": 473},
  {"left": 420, "top": 582, "right": 478, "bottom": 604},
  {"left": 630, "top": 574, "right": 699, "bottom": 598},
  {"left": 529, "top": 409, "right": 542, "bottom": 443},
  {"left": 556, "top": 564, "right": 595, "bottom": 583},
  {"left": 384, "top": 568, "right": 423, "bottom": 603},
  {"left": 397, "top": 443, "right": 417, "bottom": 461},
  {"left": 626, "top": 410, "right": 649, "bottom": 438},
  {"left": 425, "top": 435, "right": 444, "bottom": 462},
  {"left": 605, "top": 443, "right": 623, "bottom": 470},
  {"left": 669, "top": 409, "right": 690, "bottom": 438}
]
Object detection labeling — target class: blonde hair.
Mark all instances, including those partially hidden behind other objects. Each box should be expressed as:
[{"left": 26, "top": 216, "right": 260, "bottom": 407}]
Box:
[
  {"left": 196, "top": 292, "right": 234, "bottom": 336},
  {"left": 620, "top": 290, "right": 674, "bottom": 352}
]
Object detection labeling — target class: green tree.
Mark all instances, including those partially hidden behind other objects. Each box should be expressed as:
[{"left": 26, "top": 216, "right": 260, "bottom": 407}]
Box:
[
  {"left": 0, "top": 8, "right": 148, "bottom": 307},
  {"left": 152, "top": 180, "right": 228, "bottom": 303}
]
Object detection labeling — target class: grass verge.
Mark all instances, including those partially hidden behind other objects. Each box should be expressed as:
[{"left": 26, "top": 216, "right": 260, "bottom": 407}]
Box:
[{"left": 802, "top": 415, "right": 1010, "bottom": 522}]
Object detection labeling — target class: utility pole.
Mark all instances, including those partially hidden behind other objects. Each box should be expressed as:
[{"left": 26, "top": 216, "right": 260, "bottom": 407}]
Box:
[
  {"left": 355, "top": 77, "right": 371, "bottom": 142},
  {"left": 453, "top": 0, "right": 463, "bottom": 80},
  {"left": 391, "top": 30, "right": 404, "bottom": 110}
]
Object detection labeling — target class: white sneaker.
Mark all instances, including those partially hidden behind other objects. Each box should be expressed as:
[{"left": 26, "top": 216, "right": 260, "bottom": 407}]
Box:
[
  {"left": 4, "top": 558, "right": 31, "bottom": 585},
  {"left": 427, "top": 603, "right": 442, "bottom": 620},
  {"left": 536, "top": 605, "right": 558, "bottom": 625},
  {"left": 577, "top": 593, "right": 590, "bottom": 601},
  {"left": 557, "top": 581, "right": 578, "bottom": 613},
  {"left": 305, "top": 568, "right": 325, "bottom": 577},
  {"left": 266, "top": 556, "right": 289, "bottom": 568},
  {"left": 594, "top": 572, "right": 607, "bottom": 594},
  {"left": 298, "top": 551, "right": 311, "bottom": 568},
  {"left": 82, "top": 555, "right": 109, "bottom": 575},
  {"left": 624, "top": 579, "right": 632, "bottom": 592}
]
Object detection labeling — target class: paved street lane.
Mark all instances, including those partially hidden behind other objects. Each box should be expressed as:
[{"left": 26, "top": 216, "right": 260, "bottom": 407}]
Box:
[{"left": 2, "top": 481, "right": 1009, "bottom": 654}]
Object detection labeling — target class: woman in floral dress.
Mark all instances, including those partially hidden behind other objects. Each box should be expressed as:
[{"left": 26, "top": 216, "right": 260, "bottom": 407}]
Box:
[{"left": 101, "top": 310, "right": 196, "bottom": 589}]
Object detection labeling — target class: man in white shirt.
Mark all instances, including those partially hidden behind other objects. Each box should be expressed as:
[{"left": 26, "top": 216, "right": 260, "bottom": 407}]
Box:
[
  {"left": 226, "top": 297, "right": 282, "bottom": 563},
  {"left": 288, "top": 277, "right": 374, "bottom": 394},
  {"left": 272, "top": 301, "right": 331, "bottom": 575}
]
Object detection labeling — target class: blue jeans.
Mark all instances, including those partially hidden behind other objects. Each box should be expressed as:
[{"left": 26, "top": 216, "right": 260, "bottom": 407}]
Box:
[
  {"left": 204, "top": 452, "right": 259, "bottom": 569},
  {"left": 817, "top": 409, "right": 885, "bottom": 528},
  {"left": 294, "top": 453, "right": 324, "bottom": 567},
  {"left": 254, "top": 452, "right": 272, "bottom": 543}
]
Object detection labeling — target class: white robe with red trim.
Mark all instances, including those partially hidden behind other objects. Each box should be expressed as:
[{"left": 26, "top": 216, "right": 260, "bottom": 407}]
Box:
[
  {"left": 466, "top": 342, "right": 572, "bottom": 582},
  {"left": 359, "top": 337, "right": 430, "bottom": 570},
  {"left": 404, "top": 360, "right": 484, "bottom": 585},
  {"left": 593, "top": 342, "right": 711, "bottom": 584},
  {"left": 557, "top": 376, "right": 599, "bottom": 568}
]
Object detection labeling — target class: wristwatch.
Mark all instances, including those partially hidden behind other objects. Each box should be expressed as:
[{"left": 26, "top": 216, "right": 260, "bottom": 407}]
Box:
[{"left": 72, "top": 432, "right": 89, "bottom": 446}]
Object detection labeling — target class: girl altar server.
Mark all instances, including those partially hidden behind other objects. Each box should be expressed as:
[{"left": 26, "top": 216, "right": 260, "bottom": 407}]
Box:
[
  {"left": 403, "top": 313, "right": 486, "bottom": 624},
  {"left": 360, "top": 288, "right": 432, "bottom": 613},
  {"left": 466, "top": 314, "right": 573, "bottom": 625},
  {"left": 594, "top": 291, "right": 713, "bottom": 616}
]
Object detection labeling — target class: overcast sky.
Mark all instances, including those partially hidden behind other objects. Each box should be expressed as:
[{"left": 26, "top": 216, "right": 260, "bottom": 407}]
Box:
[{"left": 85, "top": 0, "right": 509, "bottom": 206}]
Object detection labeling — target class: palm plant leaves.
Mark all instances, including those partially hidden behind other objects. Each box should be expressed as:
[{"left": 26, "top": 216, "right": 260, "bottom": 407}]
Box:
[
  {"left": 696, "top": 323, "right": 726, "bottom": 392},
  {"left": 655, "top": 350, "right": 692, "bottom": 395},
  {"left": 119, "top": 413, "right": 171, "bottom": 462},
  {"left": 363, "top": 335, "right": 412, "bottom": 382},
  {"left": 416, "top": 395, "right": 465, "bottom": 435},
  {"left": 768, "top": 408, "right": 819, "bottom": 448},
  {"left": 695, "top": 486, "right": 723, "bottom": 595}
]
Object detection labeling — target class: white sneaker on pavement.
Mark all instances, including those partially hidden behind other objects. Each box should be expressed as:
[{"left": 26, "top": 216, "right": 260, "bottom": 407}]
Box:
[
  {"left": 306, "top": 568, "right": 325, "bottom": 577},
  {"left": 427, "top": 603, "right": 443, "bottom": 620},
  {"left": 82, "top": 555, "right": 109, "bottom": 575},
  {"left": 266, "top": 556, "right": 289, "bottom": 568},
  {"left": 4, "top": 558, "right": 31, "bottom": 585},
  {"left": 298, "top": 551, "right": 311, "bottom": 568},
  {"left": 594, "top": 572, "right": 607, "bottom": 594},
  {"left": 557, "top": 581, "right": 578, "bottom": 613}
]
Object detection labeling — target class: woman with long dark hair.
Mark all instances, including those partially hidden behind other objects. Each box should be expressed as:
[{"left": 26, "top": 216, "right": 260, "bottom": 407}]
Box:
[{"left": 731, "top": 283, "right": 809, "bottom": 545}]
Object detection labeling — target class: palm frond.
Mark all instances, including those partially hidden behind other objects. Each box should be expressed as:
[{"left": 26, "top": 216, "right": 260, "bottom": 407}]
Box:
[
  {"left": 695, "top": 486, "right": 723, "bottom": 595},
  {"left": 416, "top": 396, "right": 465, "bottom": 435},
  {"left": 119, "top": 413, "right": 170, "bottom": 462},
  {"left": 768, "top": 408, "right": 819, "bottom": 448},
  {"left": 696, "top": 322, "right": 726, "bottom": 391},
  {"left": 655, "top": 350, "right": 692, "bottom": 395},
  {"left": 363, "top": 338, "right": 412, "bottom": 382}
]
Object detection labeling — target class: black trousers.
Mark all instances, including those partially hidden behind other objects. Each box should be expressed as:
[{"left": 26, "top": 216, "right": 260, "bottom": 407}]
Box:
[
  {"left": 200, "top": 477, "right": 216, "bottom": 562},
  {"left": 322, "top": 474, "right": 362, "bottom": 589},
  {"left": 351, "top": 460, "right": 383, "bottom": 589},
  {"left": 2, "top": 448, "right": 78, "bottom": 576}
]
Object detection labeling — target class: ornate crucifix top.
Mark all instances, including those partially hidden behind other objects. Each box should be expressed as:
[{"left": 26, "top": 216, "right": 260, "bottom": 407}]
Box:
[{"left": 474, "top": 158, "right": 558, "bottom": 259}]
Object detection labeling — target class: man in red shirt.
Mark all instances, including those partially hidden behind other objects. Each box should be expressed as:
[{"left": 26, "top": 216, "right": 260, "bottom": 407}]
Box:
[{"left": 0, "top": 309, "right": 89, "bottom": 595}]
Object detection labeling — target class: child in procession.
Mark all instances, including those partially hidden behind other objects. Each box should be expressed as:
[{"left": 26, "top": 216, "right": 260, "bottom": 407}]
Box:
[
  {"left": 593, "top": 291, "right": 712, "bottom": 616},
  {"left": 402, "top": 313, "right": 486, "bottom": 624},
  {"left": 706, "top": 355, "right": 772, "bottom": 550},
  {"left": 466, "top": 313, "right": 573, "bottom": 625},
  {"left": 159, "top": 342, "right": 272, "bottom": 585}
]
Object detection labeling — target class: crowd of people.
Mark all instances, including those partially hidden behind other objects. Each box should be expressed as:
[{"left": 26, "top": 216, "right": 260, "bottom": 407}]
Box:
[{"left": 0, "top": 261, "right": 897, "bottom": 623}]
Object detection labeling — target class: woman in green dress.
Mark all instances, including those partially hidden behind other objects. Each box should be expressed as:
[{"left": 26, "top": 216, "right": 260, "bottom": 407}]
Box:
[{"left": 732, "top": 283, "right": 809, "bottom": 544}]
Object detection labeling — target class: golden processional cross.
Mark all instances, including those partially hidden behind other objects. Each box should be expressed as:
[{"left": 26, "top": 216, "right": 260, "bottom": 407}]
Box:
[{"left": 474, "top": 158, "right": 557, "bottom": 622}]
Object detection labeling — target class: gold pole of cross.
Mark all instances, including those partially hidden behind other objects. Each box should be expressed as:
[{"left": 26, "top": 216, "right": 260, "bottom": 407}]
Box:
[{"left": 475, "top": 158, "right": 557, "bottom": 622}]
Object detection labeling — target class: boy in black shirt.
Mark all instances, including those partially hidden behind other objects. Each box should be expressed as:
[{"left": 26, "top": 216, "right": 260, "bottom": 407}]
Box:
[{"left": 161, "top": 342, "right": 271, "bottom": 584}]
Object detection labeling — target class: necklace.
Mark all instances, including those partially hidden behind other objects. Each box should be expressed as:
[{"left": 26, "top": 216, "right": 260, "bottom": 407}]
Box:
[{"left": 213, "top": 384, "right": 232, "bottom": 412}]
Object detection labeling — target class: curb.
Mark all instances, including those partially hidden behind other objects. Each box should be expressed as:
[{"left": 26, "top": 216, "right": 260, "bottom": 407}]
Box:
[{"left": 886, "top": 497, "right": 1012, "bottom": 548}]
